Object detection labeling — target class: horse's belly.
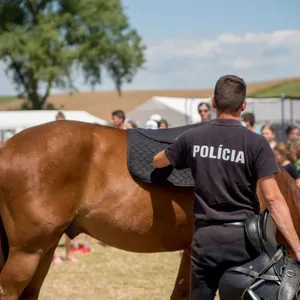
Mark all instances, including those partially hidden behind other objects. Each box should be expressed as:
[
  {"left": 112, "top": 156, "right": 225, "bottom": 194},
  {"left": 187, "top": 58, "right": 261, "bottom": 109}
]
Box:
[
  {"left": 79, "top": 201, "right": 193, "bottom": 253},
  {"left": 91, "top": 223, "right": 192, "bottom": 253}
]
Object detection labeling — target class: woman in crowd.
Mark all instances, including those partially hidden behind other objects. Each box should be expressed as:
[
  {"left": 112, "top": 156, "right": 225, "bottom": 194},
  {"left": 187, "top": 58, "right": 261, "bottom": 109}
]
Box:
[
  {"left": 287, "top": 136, "right": 300, "bottom": 172},
  {"left": 261, "top": 123, "right": 277, "bottom": 149},
  {"left": 159, "top": 119, "right": 169, "bottom": 128},
  {"left": 273, "top": 142, "right": 300, "bottom": 188},
  {"left": 198, "top": 102, "right": 211, "bottom": 122},
  {"left": 286, "top": 124, "right": 300, "bottom": 141}
]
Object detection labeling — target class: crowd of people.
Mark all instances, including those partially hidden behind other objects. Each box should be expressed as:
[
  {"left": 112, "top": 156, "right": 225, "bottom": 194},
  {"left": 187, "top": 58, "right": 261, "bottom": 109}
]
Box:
[
  {"left": 111, "top": 109, "right": 170, "bottom": 130},
  {"left": 240, "top": 113, "right": 300, "bottom": 188}
]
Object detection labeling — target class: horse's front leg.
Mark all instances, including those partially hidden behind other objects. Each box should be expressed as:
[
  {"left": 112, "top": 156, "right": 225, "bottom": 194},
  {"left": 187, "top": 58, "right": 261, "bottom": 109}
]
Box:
[
  {"left": 0, "top": 240, "right": 56, "bottom": 300},
  {"left": 0, "top": 210, "right": 68, "bottom": 300},
  {"left": 171, "top": 248, "right": 191, "bottom": 300}
]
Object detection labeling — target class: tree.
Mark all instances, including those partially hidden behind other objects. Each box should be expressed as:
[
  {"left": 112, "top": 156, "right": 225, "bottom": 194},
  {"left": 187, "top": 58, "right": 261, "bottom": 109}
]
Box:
[{"left": 0, "top": 0, "right": 146, "bottom": 109}]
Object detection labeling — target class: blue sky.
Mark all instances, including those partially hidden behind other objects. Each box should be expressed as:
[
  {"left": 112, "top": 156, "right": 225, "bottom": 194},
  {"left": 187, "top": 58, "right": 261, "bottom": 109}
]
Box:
[{"left": 0, "top": 0, "right": 300, "bottom": 95}]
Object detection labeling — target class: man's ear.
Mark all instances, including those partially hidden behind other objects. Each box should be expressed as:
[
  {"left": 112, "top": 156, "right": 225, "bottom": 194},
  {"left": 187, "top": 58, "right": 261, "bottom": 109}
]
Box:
[
  {"left": 240, "top": 99, "right": 247, "bottom": 112},
  {"left": 211, "top": 96, "right": 217, "bottom": 109}
]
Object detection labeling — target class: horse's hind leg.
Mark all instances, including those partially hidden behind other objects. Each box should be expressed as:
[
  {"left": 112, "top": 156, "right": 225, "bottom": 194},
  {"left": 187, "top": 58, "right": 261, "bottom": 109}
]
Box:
[
  {"left": 0, "top": 229, "right": 61, "bottom": 300},
  {"left": 0, "top": 247, "right": 46, "bottom": 300},
  {"left": 19, "top": 244, "right": 58, "bottom": 300}
]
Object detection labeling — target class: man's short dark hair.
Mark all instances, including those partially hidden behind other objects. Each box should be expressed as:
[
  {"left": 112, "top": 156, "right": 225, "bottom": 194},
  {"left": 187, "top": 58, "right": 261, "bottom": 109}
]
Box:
[
  {"left": 112, "top": 109, "right": 125, "bottom": 120},
  {"left": 214, "top": 75, "right": 246, "bottom": 113},
  {"left": 241, "top": 112, "right": 255, "bottom": 127}
]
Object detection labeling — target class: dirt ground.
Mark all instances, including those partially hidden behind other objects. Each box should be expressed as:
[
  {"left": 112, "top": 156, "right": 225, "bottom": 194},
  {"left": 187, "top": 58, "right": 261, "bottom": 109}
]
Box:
[{"left": 40, "top": 235, "right": 220, "bottom": 300}]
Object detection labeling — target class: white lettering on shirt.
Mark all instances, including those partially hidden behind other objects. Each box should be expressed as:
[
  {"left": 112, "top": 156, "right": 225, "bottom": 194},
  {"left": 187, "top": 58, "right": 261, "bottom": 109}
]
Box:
[{"left": 192, "top": 145, "right": 245, "bottom": 164}]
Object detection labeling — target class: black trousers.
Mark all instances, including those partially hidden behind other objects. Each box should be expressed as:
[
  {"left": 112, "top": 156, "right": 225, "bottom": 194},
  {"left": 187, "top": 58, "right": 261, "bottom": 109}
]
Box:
[{"left": 190, "top": 224, "right": 257, "bottom": 300}]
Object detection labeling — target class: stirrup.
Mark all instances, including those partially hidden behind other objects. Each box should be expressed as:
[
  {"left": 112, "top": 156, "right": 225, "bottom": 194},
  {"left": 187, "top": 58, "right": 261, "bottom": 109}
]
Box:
[{"left": 243, "top": 290, "right": 261, "bottom": 300}]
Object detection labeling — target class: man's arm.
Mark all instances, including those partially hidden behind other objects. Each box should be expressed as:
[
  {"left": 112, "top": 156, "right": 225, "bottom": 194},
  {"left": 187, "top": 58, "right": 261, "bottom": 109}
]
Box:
[
  {"left": 153, "top": 150, "right": 171, "bottom": 168},
  {"left": 152, "top": 131, "right": 190, "bottom": 170},
  {"left": 258, "top": 175, "right": 300, "bottom": 260}
]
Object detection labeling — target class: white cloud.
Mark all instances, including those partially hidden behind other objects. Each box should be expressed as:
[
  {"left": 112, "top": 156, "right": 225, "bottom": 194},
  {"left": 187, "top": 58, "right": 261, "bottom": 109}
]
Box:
[{"left": 0, "top": 30, "right": 300, "bottom": 95}]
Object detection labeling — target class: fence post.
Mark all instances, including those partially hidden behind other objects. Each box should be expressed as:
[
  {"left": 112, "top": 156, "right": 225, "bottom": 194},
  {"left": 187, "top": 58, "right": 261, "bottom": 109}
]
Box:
[{"left": 281, "top": 92, "right": 285, "bottom": 142}]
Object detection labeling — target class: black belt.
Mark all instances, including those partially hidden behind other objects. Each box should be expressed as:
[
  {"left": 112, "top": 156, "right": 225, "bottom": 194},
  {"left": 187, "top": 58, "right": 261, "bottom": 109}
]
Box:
[{"left": 195, "top": 219, "right": 246, "bottom": 228}]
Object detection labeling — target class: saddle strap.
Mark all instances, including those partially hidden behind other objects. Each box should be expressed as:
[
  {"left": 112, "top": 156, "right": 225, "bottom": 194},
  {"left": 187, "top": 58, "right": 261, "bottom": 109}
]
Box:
[
  {"left": 230, "top": 266, "right": 280, "bottom": 281},
  {"left": 241, "top": 246, "right": 285, "bottom": 299},
  {"left": 277, "top": 259, "right": 300, "bottom": 300}
]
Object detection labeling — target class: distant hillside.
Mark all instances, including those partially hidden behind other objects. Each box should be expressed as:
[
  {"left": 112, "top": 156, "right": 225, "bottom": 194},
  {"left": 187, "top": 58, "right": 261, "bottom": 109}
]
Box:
[
  {"left": 0, "top": 77, "right": 299, "bottom": 121},
  {"left": 0, "top": 96, "right": 18, "bottom": 104},
  {"left": 249, "top": 78, "right": 300, "bottom": 99}
]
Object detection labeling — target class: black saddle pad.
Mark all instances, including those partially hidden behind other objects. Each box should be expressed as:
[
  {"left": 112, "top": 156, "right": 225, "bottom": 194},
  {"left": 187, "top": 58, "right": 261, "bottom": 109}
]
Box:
[{"left": 126, "top": 122, "right": 206, "bottom": 187}]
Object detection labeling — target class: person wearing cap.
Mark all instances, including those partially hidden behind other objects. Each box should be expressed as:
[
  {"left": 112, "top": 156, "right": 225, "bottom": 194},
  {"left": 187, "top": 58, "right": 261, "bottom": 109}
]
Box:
[
  {"left": 145, "top": 119, "right": 159, "bottom": 129},
  {"left": 150, "top": 114, "right": 162, "bottom": 123}
]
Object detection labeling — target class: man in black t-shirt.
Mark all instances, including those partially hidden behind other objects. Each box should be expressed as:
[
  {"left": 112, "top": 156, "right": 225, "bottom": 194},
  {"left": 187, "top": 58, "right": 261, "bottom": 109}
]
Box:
[{"left": 153, "top": 75, "right": 300, "bottom": 300}]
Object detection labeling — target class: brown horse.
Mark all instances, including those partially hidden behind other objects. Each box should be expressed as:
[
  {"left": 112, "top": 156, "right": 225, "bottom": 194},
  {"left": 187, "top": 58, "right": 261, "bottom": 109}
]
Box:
[{"left": 0, "top": 120, "right": 299, "bottom": 300}]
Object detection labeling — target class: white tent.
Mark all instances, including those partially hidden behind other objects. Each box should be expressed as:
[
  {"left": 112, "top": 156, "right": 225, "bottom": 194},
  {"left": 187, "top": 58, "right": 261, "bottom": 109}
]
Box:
[
  {"left": 0, "top": 110, "right": 109, "bottom": 141},
  {"left": 126, "top": 96, "right": 215, "bottom": 127}
]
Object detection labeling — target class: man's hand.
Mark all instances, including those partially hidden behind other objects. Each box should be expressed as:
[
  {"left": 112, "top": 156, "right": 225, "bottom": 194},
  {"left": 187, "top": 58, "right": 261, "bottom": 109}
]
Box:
[
  {"left": 153, "top": 150, "right": 171, "bottom": 168},
  {"left": 258, "top": 175, "right": 300, "bottom": 260}
]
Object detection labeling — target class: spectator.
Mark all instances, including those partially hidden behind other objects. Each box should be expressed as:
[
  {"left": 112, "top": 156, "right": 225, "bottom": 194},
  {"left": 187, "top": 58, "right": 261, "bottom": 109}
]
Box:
[
  {"left": 287, "top": 136, "right": 300, "bottom": 173},
  {"left": 111, "top": 110, "right": 127, "bottom": 129},
  {"left": 145, "top": 119, "right": 159, "bottom": 129},
  {"left": 261, "top": 123, "right": 277, "bottom": 149},
  {"left": 159, "top": 119, "right": 169, "bottom": 129},
  {"left": 150, "top": 114, "right": 162, "bottom": 123},
  {"left": 286, "top": 124, "right": 300, "bottom": 141},
  {"left": 55, "top": 111, "right": 65, "bottom": 120},
  {"left": 273, "top": 142, "right": 300, "bottom": 188},
  {"left": 241, "top": 112, "right": 260, "bottom": 134},
  {"left": 198, "top": 102, "right": 211, "bottom": 122},
  {"left": 126, "top": 120, "right": 137, "bottom": 129}
]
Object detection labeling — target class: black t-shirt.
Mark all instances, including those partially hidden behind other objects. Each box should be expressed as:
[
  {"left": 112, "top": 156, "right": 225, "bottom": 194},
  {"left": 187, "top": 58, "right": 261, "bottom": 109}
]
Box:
[
  {"left": 283, "top": 163, "right": 300, "bottom": 179},
  {"left": 164, "top": 119, "right": 279, "bottom": 222}
]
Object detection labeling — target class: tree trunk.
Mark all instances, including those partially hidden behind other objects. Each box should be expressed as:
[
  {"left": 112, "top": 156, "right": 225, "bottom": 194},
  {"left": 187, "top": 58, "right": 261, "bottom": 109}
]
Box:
[{"left": 28, "top": 92, "right": 43, "bottom": 110}]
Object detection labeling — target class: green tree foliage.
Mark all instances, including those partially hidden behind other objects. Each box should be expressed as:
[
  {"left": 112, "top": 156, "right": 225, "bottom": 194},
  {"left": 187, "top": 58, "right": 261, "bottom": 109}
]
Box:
[{"left": 0, "top": 0, "right": 146, "bottom": 109}]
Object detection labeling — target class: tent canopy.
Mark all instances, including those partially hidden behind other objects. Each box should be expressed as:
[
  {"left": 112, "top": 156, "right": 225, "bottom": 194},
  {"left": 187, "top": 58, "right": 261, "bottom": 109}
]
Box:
[
  {"left": 0, "top": 110, "right": 108, "bottom": 131},
  {"left": 126, "top": 96, "right": 215, "bottom": 127}
]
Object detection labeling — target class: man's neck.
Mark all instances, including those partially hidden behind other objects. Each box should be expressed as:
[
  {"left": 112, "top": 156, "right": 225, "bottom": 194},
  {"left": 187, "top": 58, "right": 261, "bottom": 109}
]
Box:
[{"left": 217, "top": 111, "right": 240, "bottom": 121}]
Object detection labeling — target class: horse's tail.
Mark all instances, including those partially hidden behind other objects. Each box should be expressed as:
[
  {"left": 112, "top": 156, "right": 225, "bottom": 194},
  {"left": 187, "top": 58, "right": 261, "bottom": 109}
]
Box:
[{"left": 0, "top": 215, "right": 8, "bottom": 272}]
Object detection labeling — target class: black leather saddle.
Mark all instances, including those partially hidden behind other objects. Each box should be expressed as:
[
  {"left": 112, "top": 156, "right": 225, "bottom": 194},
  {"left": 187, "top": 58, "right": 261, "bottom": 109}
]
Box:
[{"left": 219, "top": 209, "right": 300, "bottom": 300}]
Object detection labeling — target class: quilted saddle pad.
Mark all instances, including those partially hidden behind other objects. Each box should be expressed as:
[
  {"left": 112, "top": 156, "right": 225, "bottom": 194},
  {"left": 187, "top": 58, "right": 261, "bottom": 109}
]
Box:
[{"left": 126, "top": 122, "right": 205, "bottom": 187}]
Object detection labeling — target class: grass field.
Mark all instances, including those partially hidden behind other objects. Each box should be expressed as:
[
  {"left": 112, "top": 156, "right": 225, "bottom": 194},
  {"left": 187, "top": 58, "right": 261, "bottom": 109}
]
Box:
[
  {"left": 40, "top": 235, "right": 220, "bottom": 300},
  {"left": 249, "top": 78, "right": 300, "bottom": 98},
  {"left": 40, "top": 236, "right": 181, "bottom": 300},
  {"left": 0, "top": 96, "right": 18, "bottom": 103}
]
